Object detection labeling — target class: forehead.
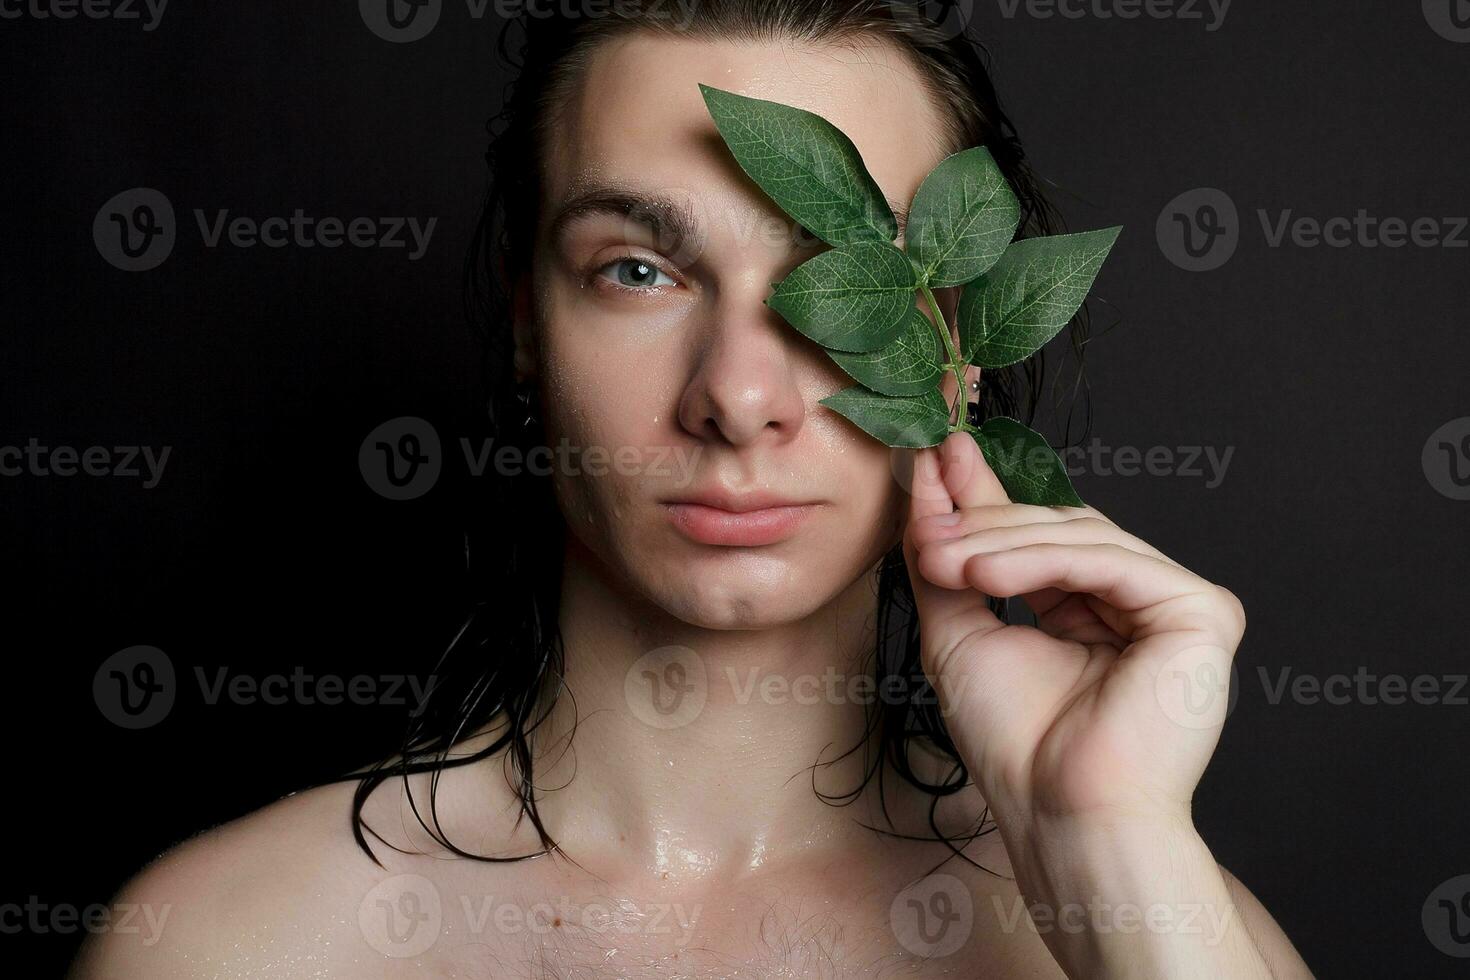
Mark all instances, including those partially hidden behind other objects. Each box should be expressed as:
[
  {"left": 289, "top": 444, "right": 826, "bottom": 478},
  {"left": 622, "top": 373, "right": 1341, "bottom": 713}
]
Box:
[{"left": 542, "top": 31, "right": 951, "bottom": 223}]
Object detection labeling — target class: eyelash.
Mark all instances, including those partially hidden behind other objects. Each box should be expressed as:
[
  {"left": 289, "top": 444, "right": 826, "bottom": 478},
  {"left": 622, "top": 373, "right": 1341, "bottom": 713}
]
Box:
[{"left": 592, "top": 255, "right": 680, "bottom": 296}]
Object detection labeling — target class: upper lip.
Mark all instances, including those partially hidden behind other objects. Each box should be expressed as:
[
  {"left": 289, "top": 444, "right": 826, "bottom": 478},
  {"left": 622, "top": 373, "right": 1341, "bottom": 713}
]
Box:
[{"left": 664, "top": 489, "right": 821, "bottom": 513}]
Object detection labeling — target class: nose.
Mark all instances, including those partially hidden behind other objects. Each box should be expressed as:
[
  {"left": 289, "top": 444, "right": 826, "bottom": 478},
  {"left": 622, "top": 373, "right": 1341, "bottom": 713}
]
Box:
[{"left": 676, "top": 293, "right": 808, "bottom": 448}]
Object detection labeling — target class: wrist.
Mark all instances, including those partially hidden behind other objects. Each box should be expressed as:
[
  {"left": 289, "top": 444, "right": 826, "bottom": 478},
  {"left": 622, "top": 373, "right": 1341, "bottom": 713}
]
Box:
[
  {"left": 999, "top": 811, "right": 1271, "bottom": 980},
  {"left": 1008, "top": 806, "right": 1205, "bottom": 911}
]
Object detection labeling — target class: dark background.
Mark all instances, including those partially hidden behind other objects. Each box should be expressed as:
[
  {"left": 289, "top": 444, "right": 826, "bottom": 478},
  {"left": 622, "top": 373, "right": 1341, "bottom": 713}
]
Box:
[{"left": 3, "top": 2, "right": 1467, "bottom": 976}]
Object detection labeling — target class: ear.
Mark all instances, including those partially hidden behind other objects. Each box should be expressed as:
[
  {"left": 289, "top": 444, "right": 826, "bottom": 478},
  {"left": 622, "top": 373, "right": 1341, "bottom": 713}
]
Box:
[
  {"left": 926, "top": 285, "right": 980, "bottom": 410},
  {"left": 505, "top": 256, "right": 538, "bottom": 385},
  {"left": 963, "top": 363, "right": 981, "bottom": 407}
]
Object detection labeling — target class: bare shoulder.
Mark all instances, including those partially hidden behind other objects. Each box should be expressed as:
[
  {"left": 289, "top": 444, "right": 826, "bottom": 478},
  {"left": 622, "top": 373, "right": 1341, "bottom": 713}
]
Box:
[
  {"left": 65, "top": 778, "right": 389, "bottom": 979},
  {"left": 67, "top": 727, "right": 527, "bottom": 979},
  {"left": 1219, "top": 863, "right": 1316, "bottom": 978}
]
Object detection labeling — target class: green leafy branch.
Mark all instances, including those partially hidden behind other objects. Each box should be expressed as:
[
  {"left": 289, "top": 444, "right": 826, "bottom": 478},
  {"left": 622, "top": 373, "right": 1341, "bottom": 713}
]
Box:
[{"left": 700, "top": 83, "right": 1121, "bottom": 508}]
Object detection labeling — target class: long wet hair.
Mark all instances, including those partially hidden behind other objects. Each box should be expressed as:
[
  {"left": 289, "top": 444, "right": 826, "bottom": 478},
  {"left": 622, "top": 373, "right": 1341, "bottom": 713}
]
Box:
[{"left": 340, "top": 0, "right": 1096, "bottom": 869}]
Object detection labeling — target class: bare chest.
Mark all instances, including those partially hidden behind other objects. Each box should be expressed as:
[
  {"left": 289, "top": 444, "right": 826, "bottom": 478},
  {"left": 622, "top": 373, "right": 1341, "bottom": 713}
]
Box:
[{"left": 355, "top": 873, "right": 1060, "bottom": 979}]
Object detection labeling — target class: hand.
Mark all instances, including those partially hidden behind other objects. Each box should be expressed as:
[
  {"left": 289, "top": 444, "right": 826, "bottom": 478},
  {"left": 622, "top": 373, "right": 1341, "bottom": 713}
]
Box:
[{"left": 902, "top": 431, "right": 1246, "bottom": 836}]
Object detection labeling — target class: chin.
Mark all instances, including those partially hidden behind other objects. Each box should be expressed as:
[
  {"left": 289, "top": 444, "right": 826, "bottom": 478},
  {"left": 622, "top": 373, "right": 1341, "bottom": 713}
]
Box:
[{"left": 653, "top": 566, "right": 831, "bottom": 630}]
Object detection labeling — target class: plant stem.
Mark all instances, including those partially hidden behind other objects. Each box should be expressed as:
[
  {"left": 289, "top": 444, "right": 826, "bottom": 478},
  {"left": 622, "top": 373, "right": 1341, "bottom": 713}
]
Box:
[{"left": 920, "top": 283, "right": 974, "bottom": 432}]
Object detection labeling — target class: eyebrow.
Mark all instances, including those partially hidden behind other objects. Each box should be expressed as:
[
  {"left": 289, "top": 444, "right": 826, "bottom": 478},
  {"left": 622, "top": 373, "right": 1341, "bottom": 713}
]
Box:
[
  {"left": 548, "top": 183, "right": 909, "bottom": 253},
  {"left": 550, "top": 186, "right": 701, "bottom": 254}
]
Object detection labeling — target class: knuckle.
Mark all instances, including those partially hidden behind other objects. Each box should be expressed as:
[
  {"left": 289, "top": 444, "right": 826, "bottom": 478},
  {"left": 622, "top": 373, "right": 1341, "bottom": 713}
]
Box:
[
  {"left": 961, "top": 503, "right": 1028, "bottom": 529},
  {"left": 1217, "top": 586, "right": 1247, "bottom": 631},
  {"left": 1063, "top": 516, "right": 1109, "bottom": 536},
  {"left": 914, "top": 543, "right": 949, "bottom": 582}
]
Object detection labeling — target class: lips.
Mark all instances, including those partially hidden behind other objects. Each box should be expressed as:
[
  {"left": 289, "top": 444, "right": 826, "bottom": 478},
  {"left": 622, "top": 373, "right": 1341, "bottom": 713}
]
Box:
[{"left": 661, "top": 491, "right": 822, "bottom": 546}]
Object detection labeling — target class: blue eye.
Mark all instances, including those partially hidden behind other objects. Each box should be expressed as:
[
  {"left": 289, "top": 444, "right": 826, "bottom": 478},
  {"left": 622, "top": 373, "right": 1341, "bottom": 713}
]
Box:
[{"left": 599, "top": 257, "right": 676, "bottom": 290}]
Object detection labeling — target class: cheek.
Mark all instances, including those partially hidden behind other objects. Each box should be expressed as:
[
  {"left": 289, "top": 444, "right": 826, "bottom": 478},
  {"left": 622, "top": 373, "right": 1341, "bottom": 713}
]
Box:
[
  {"left": 536, "top": 294, "right": 653, "bottom": 438},
  {"left": 859, "top": 443, "right": 910, "bottom": 552},
  {"left": 811, "top": 410, "right": 910, "bottom": 550},
  {"left": 540, "top": 353, "right": 676, "bottom": 466},
  {"left": 534, "top": 323, "right": 680, "bottom": 538},
  {"left": 534, "top": 275, "right": 689, "bottom": 437}
]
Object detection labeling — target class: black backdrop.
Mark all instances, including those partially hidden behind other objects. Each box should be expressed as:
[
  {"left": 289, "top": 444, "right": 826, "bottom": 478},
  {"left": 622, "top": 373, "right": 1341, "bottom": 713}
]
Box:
[{"left": 3, "top": 2, "right": 1468, "bottom": 976}]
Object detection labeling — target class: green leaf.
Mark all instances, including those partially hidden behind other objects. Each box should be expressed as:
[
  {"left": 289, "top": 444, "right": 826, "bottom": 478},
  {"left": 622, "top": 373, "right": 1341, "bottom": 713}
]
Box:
[
  {"left": 699, "top": 84, "right": 897, "bottom": 247},
  {"left": 829, "top": 308, "right": 940, "bottom": 396},
  {"left": 820, "top": 386, "right": 950, "bottom": 448},
  {"left": 971, "top": 417, "right": 1084, "bottom": 507},
  {"left": 959, "top": 227, "right": 1122, "bottom": 368},
  {"left": 767, "top": 241, "right": 918, "bottom": 352},
  {"left": 827, "top": 306, "right": 944, "bottom": 396},
  {"left": 905, "top": 147, "right": 1021, "bottom": 287}
]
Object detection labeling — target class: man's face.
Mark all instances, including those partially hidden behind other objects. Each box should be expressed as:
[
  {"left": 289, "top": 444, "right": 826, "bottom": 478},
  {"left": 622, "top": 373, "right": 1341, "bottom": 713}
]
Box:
[{"left": 523, "top": 32, "right": 961, "bottom": 629}]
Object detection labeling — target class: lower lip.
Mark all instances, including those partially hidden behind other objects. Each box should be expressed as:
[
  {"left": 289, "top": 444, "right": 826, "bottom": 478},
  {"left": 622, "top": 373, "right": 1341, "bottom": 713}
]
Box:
[{"left": 663, "top": 503, "right": 819, "bottom": 546}]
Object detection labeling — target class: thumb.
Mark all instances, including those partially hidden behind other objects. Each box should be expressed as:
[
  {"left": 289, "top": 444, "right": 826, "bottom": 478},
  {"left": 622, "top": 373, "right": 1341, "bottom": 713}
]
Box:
[
  {"left": 939, "top": 429, "right": 1012, "bottom": 510},
  {"left": 902, "top": 443, "right": 1005, "bottom": 670}
]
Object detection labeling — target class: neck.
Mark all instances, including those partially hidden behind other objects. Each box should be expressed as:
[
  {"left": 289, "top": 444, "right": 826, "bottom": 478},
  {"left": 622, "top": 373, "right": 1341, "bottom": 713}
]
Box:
[{"left": 523, "top": 533, "right": 911, "bottom": 888}]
